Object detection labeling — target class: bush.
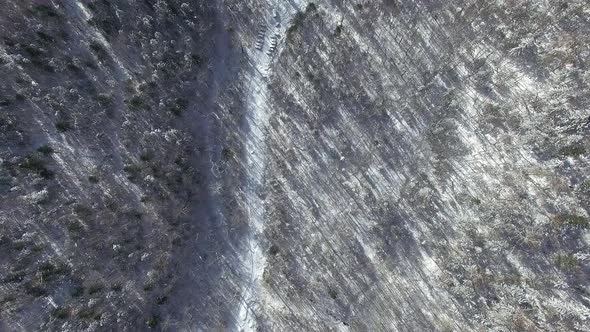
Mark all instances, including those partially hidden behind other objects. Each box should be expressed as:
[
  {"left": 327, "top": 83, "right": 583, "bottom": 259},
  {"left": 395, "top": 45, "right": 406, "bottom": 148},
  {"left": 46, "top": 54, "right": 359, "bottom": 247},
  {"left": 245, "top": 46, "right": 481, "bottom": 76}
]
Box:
[
  {"left": 36, "top": 31, "right": 55, "bottom": 43},
  {"left": 37, "top": 144, "right": 54, "bottom": 155},
  {"left": 32, "top": 4, "right": 61, "bottom": 18},
  {"left": 561, "top": 215, "right": 589, "bottom": 228},
  {"left": 96, "top": 93, "right": 113, "bottom": 105},
  {"left": 88, "top": 283, "right": 104, "bottom": 295},
  {"left": 0, "top": 97, "right": 12, "bottom": 107},
  {"left": 559, "top": 144, "right": 586, "bottom": 157},
  {"left": 3, "top": 270, "right": 25, "bottom": 283},
  {"left": 19, "top": 156, "right": 44, "bottom": 171},
  {"left": 0, "top": 295, "right": 16, "bottom": 306},
  {"left": 89, "top": 41, "right": 109, "bottom": 62},
  {"left": 169, "top": 98, "right": 188, "bottom": 116},
  {"left": 140, "top": 151, "right": 154, "bottom": 162},
  {"left": 70, "top": 285, "right": 84, "bottom": 297},
  {"left": 554, "top": 214, "right": 589, "bottom": 229},
  {"left": 74, "top": 204, "right": 92, "bottom": 218},
  {"left": 25, "top": 283, "right": 47, "bottom": 297},
  {"left": 55, "top": 120, "right": 72, "bottom": 132},
  {"left": 190, "top": 53, "right": 203, "bottom": 67},
  {"left": 23, "top": 45, "right": 45, "bottom": 59},
  {"left": 306, "top": 3, "right": 318, "bottom": 12},
  {"left": 221, "top": 148, "right": 235, "bottom": 160},
  {"left": 39, "top": 262, "right": 66, "bottom": 280},
  {"left": 22, "top": 44, "right": 54, "bottom": 72},
  {"left": 128, "top": 95, "right": 145, "bottom": 110},
  {"left": 287, "top": 12, "right": 305, "bottom": 39},
  {"left": 123, "top": 164, "right": 141, "bottom": 181},
  {"left": 52, "top": 307, "right": 69, "bottom": 319},
  {"left": 327, "top": 287, "right": 338, "bottom": 299},
  {"left": 19, "top": 155, "right": 53, "bottom": 179},
  {"left": 89, "top": 18, "right": 117, "bottom": 38},
  {"left": 578, "top": 179, "right": 590, "bottom": 193},
  {"left": 555, "top": 253, "right": 577, "bottom": 270},
  {"left": 78, "top": 306, "right": 101, "bottom": 320},
  {"left": 67, "top": 222, "right": 83, "bottom": 234},
  {"left": 147, "top": 315, "right": 159, "bottom": 328},
  {"left": 268, "top": 244, "right": 280, "bottom": 256},
  {"left": 13, "top": 241, "right": 26, "bottom": 251},
  {"left": 156, "top": 295, "right": 168, "bottom": 305}
]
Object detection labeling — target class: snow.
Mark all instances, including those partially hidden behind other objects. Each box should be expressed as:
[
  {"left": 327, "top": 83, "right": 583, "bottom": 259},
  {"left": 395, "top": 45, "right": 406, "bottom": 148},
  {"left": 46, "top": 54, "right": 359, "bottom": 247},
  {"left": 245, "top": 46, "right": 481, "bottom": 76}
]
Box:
[{"left": 235, "top": 2, "right": 307, "bottom": 330}]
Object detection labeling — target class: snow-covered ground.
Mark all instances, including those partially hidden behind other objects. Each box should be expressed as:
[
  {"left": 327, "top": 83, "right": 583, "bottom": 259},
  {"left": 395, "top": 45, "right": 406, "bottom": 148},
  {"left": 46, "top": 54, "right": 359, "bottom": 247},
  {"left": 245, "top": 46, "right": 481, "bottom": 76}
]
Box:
[{"left": 235, "top": 2, "right": 307, "bottom": 330}]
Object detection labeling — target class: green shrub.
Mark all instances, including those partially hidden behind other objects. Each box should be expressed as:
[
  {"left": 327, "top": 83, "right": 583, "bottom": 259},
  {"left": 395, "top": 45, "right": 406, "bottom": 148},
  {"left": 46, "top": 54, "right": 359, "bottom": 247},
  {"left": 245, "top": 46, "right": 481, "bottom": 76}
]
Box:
[
  {"left": 128, "top": 95, "right": 145, "bottom": 110},
  {"left": 287, "top": 12, "right": 305, "bottom": 39},
  {"left": 0, "top": 97, "right": 12, "bottom": 106},
  {"left": 74, "top": 204, "right": 92, "bottom": 218},
  {"left": 555, "top": 253, "right": 577, "bottom": 270},
  {"left": 123, "top": 164, "right": 141, "bottom": 181},
  {"left": 156, "top": 295, "right": 168, "bottom": 305},
  {"left": 560, "top": 215, "right": 589, "bottom": 228},
  {"left": 32, "top": 244, "right": 44, "bottom": 253},
  {"left": 25, "top": 283, "right": 47, "bottom": 297},
  {"left": 96, "top": 93, "right": 113, "bottom": 105},
  {"left": 24, "top": 45, "right": 44, "bottom": 58},
  {"left": 78, "top": 306, "right": 101, "bottom": 320},
  {"left": 578, "top": 179, "right": 590, "bottom": 193},
  {"left": 36, "top": 31, "right": 55, "bottom": 43},
  {"left": 147, "top": 315, "right": 159, "bottom": 328},
  {"left": 88, "top": 283, "right": 104, "bottom": 295},
  {"left": 32, "top": 4, "right": 61, "bottom": 18},
  {"left": 37, "top": 144, "right": 54, "bottom": 155},
  {"left": 89, "top": 18, "right": 117, "bottom": 37},
  {"left": 0, "top": 295, "right": 16, "bottom": 306},
  {"left": 559, "top": 144, "right": 586, "bottom": 157},
  {"left": 89, "top": 41, "right": 109, "bottom": 62},
  {"left": 22, "top": 44, "right": 55, "bottom": 71},
  {"left": 19, "top": 155, "right": 53, "bottom": 179},
  {"left": 140, "top": 151, "right": 154, "bottom": 162},
  {"left": 169, "top": 98, "right": 188, "bottom": 116},
  {"left": 88, "top": 175, "right": 99, "bottom": 183},
  {"left": 268, "top": 244, "right": 280, "bottom": 256},
  {"left": 190, "top": 53, "right": 203, "bottom": 67},
  {"left": 328, "top": 287, "right": 338, "bottom": 299},
  {"left": 67, "top": 222, "right": 83, "bottom": 234},
  {"left": 19, "top": 156, "right": 44, "bottom": 171},
  {"left": 13, "top": 241, "right": 27, "bottom": 251},
  {"left": 52, "top": 307, "right": 69, "bottom": 319},
  {"left": 221, "top": 148, "right": 235, "bottom": 160},
  {"left": 39, "top": 262, "right": 66, "bottom": 280},
  {"left": 71, "top": 285, "right": 84, "bottom": 297},
  {"left": 3, "top": 270, "right": 25, "bottom": 283},
  {"left": 55, "top": 120, "right": 72, "bottom": 132}
]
